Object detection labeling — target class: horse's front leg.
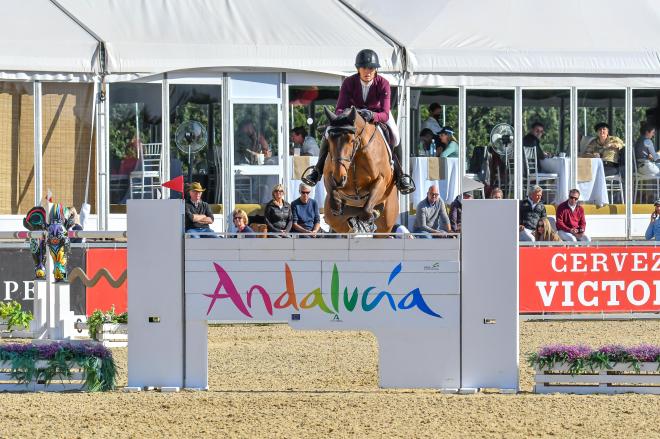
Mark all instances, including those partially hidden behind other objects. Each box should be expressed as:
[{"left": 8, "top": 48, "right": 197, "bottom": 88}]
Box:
[
  {"left": 330, "top": 189, "right": 344, "bottom": 216},
  {"left": 359, "top": 175, "right": 386, "bottom": 222}
]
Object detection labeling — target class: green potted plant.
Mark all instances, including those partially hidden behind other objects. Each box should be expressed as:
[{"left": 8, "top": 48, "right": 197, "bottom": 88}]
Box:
[
  {"left": 0, "top": 301, "right": 34, "bottom": 338},
  {"left": 529, "top": 344, "right": 660, "bottom": 394},
  {"left": 87, "top": 306, "right": 128, "bottom": 347},
  {"left": 0, "top": 341, "right": 116, "bottom": 391}
]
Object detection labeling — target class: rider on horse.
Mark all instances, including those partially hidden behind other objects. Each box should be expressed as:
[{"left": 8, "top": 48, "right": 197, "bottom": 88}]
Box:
[{"left": 302, "top": 49, "right": 415, "bottom": 195}]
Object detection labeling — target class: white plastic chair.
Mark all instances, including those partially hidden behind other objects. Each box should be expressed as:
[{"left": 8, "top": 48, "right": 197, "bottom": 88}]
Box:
[
  {"left": 129, "top": 142, "right": 163, "bottom": 199},
  {"left": 523, "top": 146, "right": 558, "bottom": 202},
  {"left": 633, "top": 158, "right": 660, "bottom": 203},
  {"left": 605, "top": 171, "right": 625, "bottom": 204},
  {"left": 503, "top": 145, "right": 515, "bottom": 198}
]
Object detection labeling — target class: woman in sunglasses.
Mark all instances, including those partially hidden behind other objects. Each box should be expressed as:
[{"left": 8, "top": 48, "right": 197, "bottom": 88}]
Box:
[
  {"left": 437, "top": 126, "right": 459, "bottom": 158},
  {"left": 533, "top": 217, "right": 561, "bottom": 242},
  {"left": 231, "top": 208, "right": 254, "bottom": 238},
  {"left": 264, "top": 184, "right": 292, "bottom": 238}
]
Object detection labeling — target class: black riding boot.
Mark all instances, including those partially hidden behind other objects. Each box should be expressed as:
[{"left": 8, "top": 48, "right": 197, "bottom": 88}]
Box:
[
  {"left": 301, "top": 137, "right": 329, "bottom": 186},
  {"left": 392, "top": 148, "right": 415, "bottom": 195}
]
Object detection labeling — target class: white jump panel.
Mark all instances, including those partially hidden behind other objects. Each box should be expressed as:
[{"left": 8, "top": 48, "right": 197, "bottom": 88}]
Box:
[
  {"left": 183, "top": 239, "right": 461, "bottom": 390},
  {"left": 462, "top": 199, "right": 519, "bottom": 391},
  {"left": 128, "top": 200, "right": 184, "bottom": 389}
]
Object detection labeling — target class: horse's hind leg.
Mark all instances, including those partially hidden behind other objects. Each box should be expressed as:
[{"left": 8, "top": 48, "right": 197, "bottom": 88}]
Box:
[{"left": 375, "top": 188, "right": 399, "bottom": 236}]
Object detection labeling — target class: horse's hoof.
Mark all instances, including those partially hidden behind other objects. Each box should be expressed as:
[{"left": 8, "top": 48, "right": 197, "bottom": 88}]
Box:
[{"left": 359, "top": 212, "right": 374, "bottom": 222}]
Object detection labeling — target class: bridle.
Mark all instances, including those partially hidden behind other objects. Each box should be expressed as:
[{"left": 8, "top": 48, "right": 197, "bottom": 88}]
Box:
[{"left": 329, "top": 120, "right": 377, "bottom": 177}]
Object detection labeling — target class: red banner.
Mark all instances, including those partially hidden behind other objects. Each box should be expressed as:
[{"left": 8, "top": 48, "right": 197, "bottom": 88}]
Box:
[
  {"left": 520, "top": 246, "right": 660, "bottom": 313},
  {"left": 85, "top": 248, "right": 127, "bottom": 315}
]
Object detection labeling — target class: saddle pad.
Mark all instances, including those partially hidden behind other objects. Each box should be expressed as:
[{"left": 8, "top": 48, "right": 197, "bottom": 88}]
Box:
[
  {"left": 577, "top": 158, "right": 592, "bottom": 182},
  {"left": 427, "top": 157, "right": 446, "bottom": 180},
  {"left": 292, "top": 156, "right": 311, "bottom": 179}
]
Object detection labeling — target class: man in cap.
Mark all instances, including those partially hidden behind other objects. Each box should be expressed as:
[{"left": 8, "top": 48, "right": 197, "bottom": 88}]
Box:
[
  {"left": 581, "top": 122, "right": 625, "bottom": 176},
  {"left": 645, "top": 199, "right": 660, "bottom": 241},
  {"left": 185, "top": 182, "right": 216, "bottom": 238}
]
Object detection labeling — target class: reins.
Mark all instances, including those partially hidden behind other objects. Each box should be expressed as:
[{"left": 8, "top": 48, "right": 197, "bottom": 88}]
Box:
[{"left": 330, "top": 117, "right": 379, "bottom": 200}]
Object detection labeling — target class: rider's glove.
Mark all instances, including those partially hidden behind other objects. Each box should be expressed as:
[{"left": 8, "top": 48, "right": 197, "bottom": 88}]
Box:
[{"left": 360, "top": 109, "right": 374, "bottom": 122}]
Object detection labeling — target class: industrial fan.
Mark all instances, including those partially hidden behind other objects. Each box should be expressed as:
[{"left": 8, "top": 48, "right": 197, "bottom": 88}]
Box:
[
  {"left": 175, "top": 120, "right": 208, "bottom": 183},
  {"left": 489, "top": 123, "right": 514, "bottom": 156}
]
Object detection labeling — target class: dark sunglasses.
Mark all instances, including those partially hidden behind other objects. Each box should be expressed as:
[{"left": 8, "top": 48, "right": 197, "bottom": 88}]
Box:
[
  {"left": 536, "top": 224, "right": 544, "bottom": 229},
  {"left": 300, "top": 191, "right": 311, "bottom": 195},
  {"left": 569, "top": 196, "right": 579, "bottom": 201}
]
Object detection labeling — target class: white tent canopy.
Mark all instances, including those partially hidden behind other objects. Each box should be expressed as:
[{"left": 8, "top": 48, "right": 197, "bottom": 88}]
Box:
[
  {"left": 6, "top": 0, "right": 660, "bottom": 82},
  {"left": 55, "top": 0, "right": 401, "bottom": 75},
  {"left": 344, "top": 0, "right": 660, "bottom": 76},
  {"left": 0, "top": 0, "right": 99, "bottom": 77}
]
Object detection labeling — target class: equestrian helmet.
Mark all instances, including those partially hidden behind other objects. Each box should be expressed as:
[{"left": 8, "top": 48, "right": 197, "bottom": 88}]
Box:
[{"left": 355, "top": 49, "right": 380, "bottom": 69}]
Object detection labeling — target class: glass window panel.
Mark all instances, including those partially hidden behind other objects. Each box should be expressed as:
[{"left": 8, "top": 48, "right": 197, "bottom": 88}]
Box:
[
  {"left": 632, "top": 89, "right": 660, "bottom": 205},
  {"left": 108, "top": 83, "right": 162, "bottom": 209},
  {"left": 233, "top": 103, "right": 278, "bottom": 165},
  {"left": 522, "top": 90, "right": 570, "bottom": 156},
  {"left": 410, "top": 88, "right": 459, "bottom": 157},
  {"left": 520, "top": 90, "right": 570, "bottom": 205},
  {"left": 42, "top": 83, "right": 96, "bottom": 213},
  {"left": 466, "top": 89, "right": 514, "bottom": 198},
  {"left": 577, "top": 90, "right": 626, "bottom": 205},
  {"left": 288, "top": 86, "right": 339, "bottom": 156},
  {"left": 390, "top": 86, "right": 399, "bottom": 121},
  {"left": 169, "top": 84, "right": 221, "bottom": 204},
  {"left": 577, "top": 89, "right": 625, "bottom": 152},
  {"left": 234, "top": 175, "right": 279, "bottom": 204},
  {"left": 0, "top": 82, "right": 34, "bottom": 214}
]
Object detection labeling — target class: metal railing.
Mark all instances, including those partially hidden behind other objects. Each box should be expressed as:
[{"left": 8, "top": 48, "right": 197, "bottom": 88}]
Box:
[
  {"left": 184, "top": 231, "right": 462, "bottom": 239},
  {"left": 519, "top": 240, "right": 658, "bottom": 247}
]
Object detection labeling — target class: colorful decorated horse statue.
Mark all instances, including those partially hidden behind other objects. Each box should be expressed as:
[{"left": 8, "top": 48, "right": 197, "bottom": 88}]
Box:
[
  {"left": 322, "top": 107, "right": 398, "bottom": 235},
  {"left": 23, "top": 204, "right": 74, "bottom": 282}
]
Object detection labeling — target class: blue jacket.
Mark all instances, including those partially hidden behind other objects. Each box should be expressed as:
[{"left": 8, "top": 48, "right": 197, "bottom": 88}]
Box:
[{"left": 645, "top": 218, "right": 660, "bottom": 241}]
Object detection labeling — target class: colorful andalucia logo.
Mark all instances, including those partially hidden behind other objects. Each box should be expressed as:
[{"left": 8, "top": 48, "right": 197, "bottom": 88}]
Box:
[{"left": 204, "top": 262, "right": 442, "bottom": 319}]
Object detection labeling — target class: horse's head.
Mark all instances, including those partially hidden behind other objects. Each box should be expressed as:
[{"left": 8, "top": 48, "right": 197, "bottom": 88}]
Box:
[{"left": 324, "top": 107, "right": 361, "bottom": 188}]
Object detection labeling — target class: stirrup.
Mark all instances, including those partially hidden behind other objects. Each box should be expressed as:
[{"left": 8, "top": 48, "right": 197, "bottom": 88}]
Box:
[
  {"left": 301, "top": 166, "right": 320, "bottom": 186},
  {"left": 396, "top": 174, "right": 416, "bottom": 195}
]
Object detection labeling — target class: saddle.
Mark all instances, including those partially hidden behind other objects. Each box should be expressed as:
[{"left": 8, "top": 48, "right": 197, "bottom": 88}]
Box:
[{"left": 377, "top": 122, "right": 397, "bottom": 150}]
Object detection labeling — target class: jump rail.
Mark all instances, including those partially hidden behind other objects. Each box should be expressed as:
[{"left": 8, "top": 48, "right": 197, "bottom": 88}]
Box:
[{"left": 0, "top": 231, "right": 127, "bottom": 240}]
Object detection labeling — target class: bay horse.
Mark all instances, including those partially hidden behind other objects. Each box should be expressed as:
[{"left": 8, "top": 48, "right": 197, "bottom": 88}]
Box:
[{"left": 322, "top": 107, "right": 398, "bottom": 235}]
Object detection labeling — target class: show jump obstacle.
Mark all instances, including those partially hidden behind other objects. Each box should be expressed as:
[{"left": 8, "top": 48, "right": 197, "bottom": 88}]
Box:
[{"left": 127, "top": 200, "right": 519, "bottom": 392}]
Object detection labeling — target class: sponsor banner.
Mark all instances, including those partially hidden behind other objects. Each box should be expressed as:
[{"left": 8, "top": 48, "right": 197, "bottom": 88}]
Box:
[
  {"left": 0, "top": 248, "right": 86, "bottom": 314},
  {"left": 85, "top": 248, "right": 127, "bottom": 315},
  {"left": 187, "top": 261, "right": 456, "bottom": 323},
  {"left": 520, "top": 246, "right": 660, "bottom": 313}
]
